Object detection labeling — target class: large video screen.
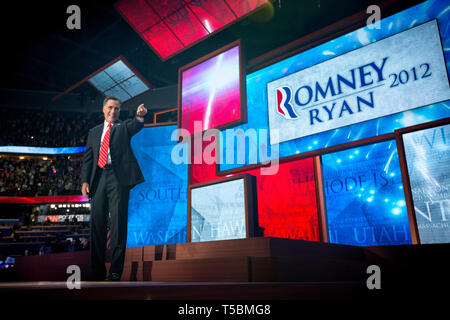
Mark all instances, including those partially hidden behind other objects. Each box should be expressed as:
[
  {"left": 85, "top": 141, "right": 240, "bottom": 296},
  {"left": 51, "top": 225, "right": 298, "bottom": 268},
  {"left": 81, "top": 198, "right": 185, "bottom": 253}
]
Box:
[
  {"left": 190, "top": 140, "right": 320, "bottom": 241},
  {"left": 322, "top": 140, "right": 412, "bottom": 246},
  {"left": 127, "top": 124, "right": 188, "bottom": 247},
  {"left": 219, "top": 0, "right": 450, "bottom": 172},
  {"left": 267, "top": 20, "right": 449, "bottom": 145},
  {"left": 403, "top": 124, "right": 450, "bottom": 244},
  {"left": 179, "top": 42, "right": 244, "bottom": 137},
  {"left": 115, "top": 0, "right": 270, "bottom": 60}
]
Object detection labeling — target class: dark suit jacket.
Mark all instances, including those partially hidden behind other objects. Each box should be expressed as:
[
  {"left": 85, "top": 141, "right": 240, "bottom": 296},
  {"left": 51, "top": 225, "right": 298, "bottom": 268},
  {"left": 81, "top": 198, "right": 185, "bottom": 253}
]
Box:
[{"left": 81, "top": 117, "right": 145, "bottom": 195}]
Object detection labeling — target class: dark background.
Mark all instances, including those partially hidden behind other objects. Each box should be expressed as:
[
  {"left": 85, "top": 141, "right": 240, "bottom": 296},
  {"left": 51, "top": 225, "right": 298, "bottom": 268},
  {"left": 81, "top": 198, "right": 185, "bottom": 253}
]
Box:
[{"left": 0, "top": 0, "right": 423, "bottom": 114}]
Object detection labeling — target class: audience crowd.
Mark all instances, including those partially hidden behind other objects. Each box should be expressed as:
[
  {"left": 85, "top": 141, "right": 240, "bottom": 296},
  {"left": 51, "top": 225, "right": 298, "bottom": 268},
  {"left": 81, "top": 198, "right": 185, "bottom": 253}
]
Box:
[
  {"left": 0, "top": 156, "right": 82, "bottom": 196},
  {"left": 0, "top": 209, "right": 90, "bottom": 257},
  {"left": 0, "top": 108, "right": 101, "bottom": 147}
]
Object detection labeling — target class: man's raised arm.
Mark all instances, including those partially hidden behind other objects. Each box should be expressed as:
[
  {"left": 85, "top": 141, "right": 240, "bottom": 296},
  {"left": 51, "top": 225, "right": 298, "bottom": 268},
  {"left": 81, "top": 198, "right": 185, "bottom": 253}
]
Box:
[{"left": 126, "top": 104, "right": 147, "bottom": 136}]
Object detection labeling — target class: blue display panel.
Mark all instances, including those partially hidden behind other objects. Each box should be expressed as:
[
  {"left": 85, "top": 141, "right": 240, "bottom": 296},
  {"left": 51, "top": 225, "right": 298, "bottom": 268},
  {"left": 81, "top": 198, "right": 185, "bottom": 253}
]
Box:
[
  {"left": 322, "top": 140, "right": 412, "bottom": 246},
  {"left": 88, "top": 59, "right": 150, "bottom": 103},
  {"left": 0, "top": 146, "right": 85, "bottom": 155},
  {"left": 127, "top": 125, "right": 188, "bottom": 247},
  {"left": 219, "top": 0, "right": 450, "bottom": 172},
  {"left": 190, "top": 178, "right": 247, "bottom": 242},
  {"left": 403, "top": 124, "right": 450, "bottom": 244}
]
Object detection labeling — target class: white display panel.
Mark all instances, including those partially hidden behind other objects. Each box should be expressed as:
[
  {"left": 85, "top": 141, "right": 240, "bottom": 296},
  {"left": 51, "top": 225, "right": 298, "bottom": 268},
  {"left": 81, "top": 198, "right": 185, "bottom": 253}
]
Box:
[
  {"left": 267, "top": 20, "right": 450, "bottom": 145},
  {"left": 190, "top": 178, "right": 247, "bottom": 242},
  {"left": 403, "top": 124, "right": 450, "bottom": 244}
]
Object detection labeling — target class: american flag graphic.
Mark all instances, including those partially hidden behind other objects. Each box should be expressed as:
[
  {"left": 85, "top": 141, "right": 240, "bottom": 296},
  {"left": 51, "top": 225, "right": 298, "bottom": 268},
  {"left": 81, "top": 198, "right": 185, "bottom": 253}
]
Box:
[
  {"left": 106, "top": 227, "right": 111, "bottom": 250},
  {"left": 106, "top": 214, "right": 111, "bottom": 250}
]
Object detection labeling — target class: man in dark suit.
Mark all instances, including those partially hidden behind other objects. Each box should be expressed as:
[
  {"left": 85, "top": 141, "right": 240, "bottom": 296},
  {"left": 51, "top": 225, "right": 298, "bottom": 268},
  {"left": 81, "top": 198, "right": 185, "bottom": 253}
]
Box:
[{"left": 81, "top": 96, "right": 147, "bottom": 281}]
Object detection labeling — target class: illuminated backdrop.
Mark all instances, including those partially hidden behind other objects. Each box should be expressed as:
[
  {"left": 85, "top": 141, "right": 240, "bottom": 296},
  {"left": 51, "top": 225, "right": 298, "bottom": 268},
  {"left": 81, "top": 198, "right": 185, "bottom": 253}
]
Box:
[
  {"left": 190, "top": 138, "right": 319, "bottom": 241},
  {"left": 180, "top": 44, "right": 242, "bottom": 136},
  {"left": 127, "top": 125, "right": 188, "bottom": 247},
  {"left": 322, "top": 141, "right": 412, "bottom": 246},
  {"left": 403, "top": 124, "right": 450, "bottom": 244},
  {"left": 190, "top": 177, "right": 249, "bottom": 242},
  {"left": 219, "top": 0, "right": 450, "bottom": 172},
  {"left": 123, "top": 0, "right": 448, "bottom": 247}
]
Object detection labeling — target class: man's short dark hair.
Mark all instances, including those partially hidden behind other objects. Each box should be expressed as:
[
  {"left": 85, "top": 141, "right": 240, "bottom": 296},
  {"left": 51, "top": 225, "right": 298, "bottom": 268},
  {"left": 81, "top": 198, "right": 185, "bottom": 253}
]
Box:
[{"left": 103, "top": 96, "right": 121, "bottom": 107}]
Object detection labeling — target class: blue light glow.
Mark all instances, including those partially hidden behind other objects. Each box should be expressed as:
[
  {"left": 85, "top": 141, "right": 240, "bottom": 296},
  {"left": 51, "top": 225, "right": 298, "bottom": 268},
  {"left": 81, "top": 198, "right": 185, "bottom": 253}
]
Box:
[
  {"left": 0, "top": 146, "right": 85, "bottom": 155},
  {"left": 127, "top": 125, "right": 188, "bottom": 247},
  {"left": 322, "top": 140, "right": 412, "bottom": 246},
  {"left": 89, "top": 59, "right": 150, "bottom": 103}
]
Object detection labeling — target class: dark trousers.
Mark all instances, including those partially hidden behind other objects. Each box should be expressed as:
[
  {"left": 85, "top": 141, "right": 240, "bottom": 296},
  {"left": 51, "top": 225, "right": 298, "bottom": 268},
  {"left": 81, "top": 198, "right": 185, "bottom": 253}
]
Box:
[{"left": 90, "top": 167, "right": 130, "bottom": 278}]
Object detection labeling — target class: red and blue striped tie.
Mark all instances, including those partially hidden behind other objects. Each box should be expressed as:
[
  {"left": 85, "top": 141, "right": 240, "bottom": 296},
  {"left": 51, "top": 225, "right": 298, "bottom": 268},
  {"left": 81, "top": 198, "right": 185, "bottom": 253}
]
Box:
[{"left": 98, "top": 123, "right": 111, "bottom": 168}]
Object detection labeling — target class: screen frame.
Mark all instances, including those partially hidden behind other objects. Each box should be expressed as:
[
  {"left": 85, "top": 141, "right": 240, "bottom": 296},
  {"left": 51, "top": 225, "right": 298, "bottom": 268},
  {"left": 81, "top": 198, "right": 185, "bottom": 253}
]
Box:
[
  {"left": 177, "top": 39, "right": 247, "bottom": 141},
  {"left": 153, "top": 107, "right": 178, "bottom": 124},
  {"left": 186, "top": 173, "right": 257, "bottom": 242}
]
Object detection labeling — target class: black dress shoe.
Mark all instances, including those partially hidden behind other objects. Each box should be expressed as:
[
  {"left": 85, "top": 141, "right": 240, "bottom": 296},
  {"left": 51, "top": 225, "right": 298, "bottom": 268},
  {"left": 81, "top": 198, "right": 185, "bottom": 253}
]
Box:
[{"left": 105, "top": 273, "right": 121, "bottom": 281}]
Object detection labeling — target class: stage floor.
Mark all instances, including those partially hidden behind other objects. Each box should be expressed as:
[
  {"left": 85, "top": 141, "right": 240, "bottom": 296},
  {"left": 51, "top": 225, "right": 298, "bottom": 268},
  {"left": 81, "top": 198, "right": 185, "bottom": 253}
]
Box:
[{"left": 0, "top": 281, "right": 367, "bottom": 300}]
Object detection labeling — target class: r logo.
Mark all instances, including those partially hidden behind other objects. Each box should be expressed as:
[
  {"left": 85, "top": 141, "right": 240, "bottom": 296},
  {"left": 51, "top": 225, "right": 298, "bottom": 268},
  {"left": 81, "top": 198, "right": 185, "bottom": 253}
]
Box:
[{"left": 276, "top": 86, "right": 298, "bottom": 120}]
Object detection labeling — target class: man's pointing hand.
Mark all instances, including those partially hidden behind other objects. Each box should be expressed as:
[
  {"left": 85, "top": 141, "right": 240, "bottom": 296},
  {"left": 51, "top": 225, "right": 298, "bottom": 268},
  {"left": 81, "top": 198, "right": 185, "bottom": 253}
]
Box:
[{"left": 136, "top": 104, "right": 147, "bottom": 117}]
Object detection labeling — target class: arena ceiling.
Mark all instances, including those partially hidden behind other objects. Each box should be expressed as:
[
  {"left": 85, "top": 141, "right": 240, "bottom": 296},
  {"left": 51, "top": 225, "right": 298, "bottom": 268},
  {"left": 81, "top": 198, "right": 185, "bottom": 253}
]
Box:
[{"left": 0, "top": 0, "right": 420, "bottom": 113}]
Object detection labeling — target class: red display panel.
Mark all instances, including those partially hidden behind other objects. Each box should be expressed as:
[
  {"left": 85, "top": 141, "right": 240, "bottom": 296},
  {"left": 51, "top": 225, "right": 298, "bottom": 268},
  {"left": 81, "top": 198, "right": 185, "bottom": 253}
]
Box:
[
  {"left": 185, "top": 0, "right": 235, "bottom": 32},
  {"left": 149, "top": 0, "right": 185, "bottom": 18},
  {"left": 115, "top": 0, "right": 271, "bottom": 60},
  {"left": 190, "top": 135, "right": 319, "bottom": 241},
  {"left": 116, "top": 0, "right": 160, "bottom": 32},
  {"left": 179, "top": 41, "right": 246, "bottom": 137},
  {"left": 142, "top": 24, "right": 184, "bottom": 58},
  {"left": 147, "top": 0, "right": 209, "bottom": 45},
  {"left": 190, "top": 135, "right": 221, "bottom": 184},
  {"left": 225, "top": 0, "right": 268, "bottom": 17}
]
